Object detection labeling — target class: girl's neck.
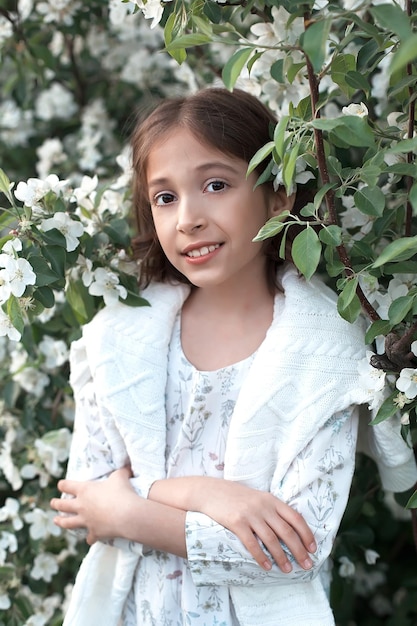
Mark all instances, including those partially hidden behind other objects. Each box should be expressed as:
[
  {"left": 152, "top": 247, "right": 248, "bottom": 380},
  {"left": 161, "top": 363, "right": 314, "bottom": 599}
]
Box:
[{"left": 180, "top": 280, "right": 275, "bottom": 371}]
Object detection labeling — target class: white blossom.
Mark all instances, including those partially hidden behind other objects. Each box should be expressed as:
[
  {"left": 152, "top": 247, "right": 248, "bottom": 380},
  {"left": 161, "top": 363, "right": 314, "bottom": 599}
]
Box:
[
  {"left": 40, "top": 212, "right": 84, "bottom": 252},
  {"left": 0, "top": 531, "right": 18, "bottom": 565},
  {"left": 23, "top": 508, "right": 61, "bottom": 541},
  {"left": 365, "top": 549, "right": 380, "bottom": 565},
  {"left": 400, "top": 412, "right": 410, "bottom": 425},
  {"left": 2, "top": 238, "right": 23, "bottom": 255},
  {"left": 35, "top": 83, "right": 78, "bottom": 121},
  {"left": 20, "top": 463, "right": 50, "bottom": 489},
  {"left": 36, "top": 138, "right": 66, "bottom": 179},
  {"left": 18, "top": 0, "right": 34, "bottom": 20},
  {"left": 0, "top": 100, "right": 34, "bottom": 146},
  {"left": 372, "top": 276, "right": 410, "bottom": 320},
  {"left": 0, "top": 592, "right": 11, "bottom": 610},
  {"left": 338, "top": 555, "right": 356, "bottom": 578},
  {"left": 36, "top": 0, "right": 81, "bottom": 26},
  {"left": 396, "top": 367, "right": 417, "bottom": 399},
  {"left": 11, "top": 347, "right": 50, "bottom": 396},
  {"left": 342, "top": 102, "right": 368, "bottom": 117},
  {"left": 0, "top": 497, "right": 24, "bottom": 531},
  {"left": 133, "top": 0, "right": 172, "bottom": 28},
  {"left": 272, "top": 157, "right": 315, "bottom": 194},
  {"left": 0, "top": 308, "right": 21, "bottom": 341},
  {"left": 88, "top": 267, "right": 127, "bottom": 305},
  {"left": 38, "top": 335, "right": 69, "bottom": 370},
  {"left": 0, "top": 425, "right": 23, "bottom": 489},
  {"left": 0, "top": 16, "right": 13, "bottom": 46},
  {"left": 0, "top": 255, "right": 36, "bottom": 297},
  {"left": 14, "top": 174, "right": 68, "bottom": 208},
  {"left": 357, "top": 351, "right": 386, "bottom": 410},
  {"left": 72, "top": 174, "right": 98, "bottom": 211},
  {"left": 35, "top": 428, "right": 71, "bottom": 477},
  {"left": 30, "top": 553, "right": 59, "bottom": 583}
]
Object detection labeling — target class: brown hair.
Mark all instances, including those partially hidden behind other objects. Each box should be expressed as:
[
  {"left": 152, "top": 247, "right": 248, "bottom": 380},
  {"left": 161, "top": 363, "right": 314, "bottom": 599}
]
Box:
[{"left": 130, "top": 87, "right": 311, "bottom": 288}]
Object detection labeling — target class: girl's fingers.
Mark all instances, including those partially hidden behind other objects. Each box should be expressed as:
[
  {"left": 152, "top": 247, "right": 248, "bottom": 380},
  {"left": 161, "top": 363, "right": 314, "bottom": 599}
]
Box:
[
  {"left": 256, "top": 517, "right": 314, "bottom": 572},
  {"left": 50, "top": 497, "right": 76, "bottom": 514},
  {"left": 236, "top": 528, "right": 272, "bottom": 570},
  {"left": 281, "top": 506, "right": 316, "bottom": 552},
  {"left": 56, "top": 478, "right": 79, "bottom": 495}
]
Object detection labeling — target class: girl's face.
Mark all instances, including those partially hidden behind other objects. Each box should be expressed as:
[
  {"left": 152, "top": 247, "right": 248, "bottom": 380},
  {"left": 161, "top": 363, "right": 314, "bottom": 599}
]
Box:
[{"left": 146, "top": 127, "right": 289, "bottom": 292}]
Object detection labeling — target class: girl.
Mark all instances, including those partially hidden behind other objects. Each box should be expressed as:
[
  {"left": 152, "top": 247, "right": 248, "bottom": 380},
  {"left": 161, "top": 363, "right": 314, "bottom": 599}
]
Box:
[{"left": 51, "top": 88, "right": 417, "bottom": 626}]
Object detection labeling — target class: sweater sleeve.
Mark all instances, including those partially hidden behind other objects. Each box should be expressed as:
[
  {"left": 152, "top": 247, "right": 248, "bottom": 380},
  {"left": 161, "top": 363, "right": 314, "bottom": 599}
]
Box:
[
  {"left": 185, "top": 407, "right": 358, "bottom": 587},
  {"left": 64, "top": 336, "right": 144, "bottom": 554}
]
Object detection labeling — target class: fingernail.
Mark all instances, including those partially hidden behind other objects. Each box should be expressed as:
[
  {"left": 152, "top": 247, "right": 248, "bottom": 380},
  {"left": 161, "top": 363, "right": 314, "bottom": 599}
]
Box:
[
  {"left": 283, "top": 562, "right": 292, "bottom": 573},
  {"left": 309, "top": 542, "right": 317, "bottom": 552},
  {"left": 263, "top": 560, "right": 272, "bottom": 570},
  {"left": 303, "top": 558, "right": 313, "bottom": 570}
]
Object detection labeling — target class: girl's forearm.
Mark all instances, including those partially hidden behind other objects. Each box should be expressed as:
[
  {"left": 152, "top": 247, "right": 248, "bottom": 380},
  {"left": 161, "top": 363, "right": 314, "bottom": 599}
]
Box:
[
  {"left": 119, "top": 492, "right": 187, "bottom": 557},
  {"left": 148, "top": 476, "right": 210, "bottom": 512}
]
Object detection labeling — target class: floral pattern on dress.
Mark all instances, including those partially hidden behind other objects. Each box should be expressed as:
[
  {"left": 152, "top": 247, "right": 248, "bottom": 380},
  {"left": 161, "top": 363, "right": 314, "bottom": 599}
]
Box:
[{"left": 122, "top": 313, "right": 255, "bottom": 626}]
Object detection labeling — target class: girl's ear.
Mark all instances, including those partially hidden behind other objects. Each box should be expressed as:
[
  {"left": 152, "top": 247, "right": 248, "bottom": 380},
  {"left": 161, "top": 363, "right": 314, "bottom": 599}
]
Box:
[{"left": 268, "top": 187, "right": 296, "bottom": 217}]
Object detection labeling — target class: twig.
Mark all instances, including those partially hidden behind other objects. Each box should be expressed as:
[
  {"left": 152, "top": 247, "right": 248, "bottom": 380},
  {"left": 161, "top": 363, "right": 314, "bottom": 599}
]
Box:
[{"left": 303, "top": 14, "right": 380, "bottom": 322}]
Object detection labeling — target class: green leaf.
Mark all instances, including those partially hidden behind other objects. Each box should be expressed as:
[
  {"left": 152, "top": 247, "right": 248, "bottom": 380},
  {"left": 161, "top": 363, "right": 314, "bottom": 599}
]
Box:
[
  {"left": 406, "top": 489, "right": 417, "bottom": 509},
  {"left": 319, "top": 225, "right": 342, "bottom": 246},
  {"left": 270, "top": 59, "right": 285, "bottom": 83},
  {"left": 0, "top": 168, "right": 14, "bottom": 202},
  {"left": 66, "top": 279, "right": 96, "bottom": 324},
  {"left": 345, "top": 70, "right": 370, "bottom": 97},
  {"left": 247, "top": 141, "right": 275, "bottom": 176},
  {"left": 359, "top": 165, "right": 381, "bottom": 188},
  {"left": 365, "top": 319, "right": 393, "bottom": 344},
  {"left": 370, "top": 4, "right": 412, "bottom": 40},
  {"left": 222, "top": 47, "right": 253, "bottom": 91},
  {"left": 33, "top": 285, "right": 55, "bottom": 308},
  {"left": 164, "top": 12, "right": 187, "bottom": 63},
  {"left": 29, "top": 255, "right": 60, "bottom": 286},
  {"left": 104, "top": 218, "right": 131, "bottom": 247},
  {"left": 372, "top": 236, "right": 417, "bottom": 268},
  {"left": 390, "top": 34, "right": 417, "bottom": 74},
  {"left": 370, "top": 391, "right": 399, "bottom": 425},
  {"left": 283, "top": 144, "right": 299, "bottom": 193},
  {"left": 286, "top": 61, "right": 305, "bottom": 84},
  {"left": 301, "top": 18, "right": 331, "bottom": 73},
  {"left": 165, "top": 33, "right": 211, "bottom": 51},
  {"left": 331, "top": 54, "right": 356, "bottom": 97},
  {"left": 337, "top": 291, "right": 361, "bottom": 323},
  {"left": 311, "top": 116, "right": 374, "bottom": 147},
  {"left": 6, "top": 295, "right": 24, "bottom": 336},
  {"left": 253, "top": 212, "right": 291, "bottom": 241},
  {"left": 386, "top": 137, "right": 417, "bottom": 153},
  {"left": 354, "top": 186, "right": 385, "bottom": 217},
  {"left": 388, "top": 295, "right": 415, "bottom": 325},
  {"left": 191, "top": 15, "right": 213, "bottom": 37},
  {"left": 410, "top": 181, "right": 417, "bottom": 212},
  {"left": 338, "top": 276, "right": 358, "bottom": 309},
  {"left": 313, "top": 182, "right": 337, "bottom": 210},
  {"left": 291, "top": 227, "right": 322, "bottom": 280},
  {"left": 41, "top": 244, "right": 67, "bottom": 279},
  {"left": 273, "top": 115, "right": 289, "bottom": 160}
]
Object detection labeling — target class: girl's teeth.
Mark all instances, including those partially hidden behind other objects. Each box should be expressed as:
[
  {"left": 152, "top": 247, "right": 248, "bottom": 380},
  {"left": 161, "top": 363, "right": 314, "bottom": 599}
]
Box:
[{"left": 187, "top": 244, "right": 219, "bottom": 258}]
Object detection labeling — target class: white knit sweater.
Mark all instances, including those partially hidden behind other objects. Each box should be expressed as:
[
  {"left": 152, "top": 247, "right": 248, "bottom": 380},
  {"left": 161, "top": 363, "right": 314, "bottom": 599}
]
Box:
[{"left": 63, "top": 265, "right": 417, "bottom": 626}]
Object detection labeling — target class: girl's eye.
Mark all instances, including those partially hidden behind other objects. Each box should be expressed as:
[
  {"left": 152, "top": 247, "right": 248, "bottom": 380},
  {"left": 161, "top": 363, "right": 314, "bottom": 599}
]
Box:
[
  {"left": 153, "top": 192, "right": 176, "bottom": 206},
  {"left": 206, "top": 180, "right": 227, "bottom": 193}
]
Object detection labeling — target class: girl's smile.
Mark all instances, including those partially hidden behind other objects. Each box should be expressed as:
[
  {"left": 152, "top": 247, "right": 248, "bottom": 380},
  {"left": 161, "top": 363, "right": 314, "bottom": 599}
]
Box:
[{"left": 146, "top": 127, "right": 289, "bottom": 292}]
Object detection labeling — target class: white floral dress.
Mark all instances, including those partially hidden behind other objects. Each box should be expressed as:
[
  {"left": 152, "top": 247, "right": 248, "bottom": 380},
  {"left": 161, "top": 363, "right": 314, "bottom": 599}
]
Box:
[{"left": 122, "top": 312, "right": 255, "bottom": 626}]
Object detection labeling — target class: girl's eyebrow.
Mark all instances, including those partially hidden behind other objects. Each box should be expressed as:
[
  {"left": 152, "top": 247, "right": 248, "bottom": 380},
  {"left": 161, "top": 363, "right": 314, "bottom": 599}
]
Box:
[{"left": 147, "top": 161, "right": 241, "bottom": 190}]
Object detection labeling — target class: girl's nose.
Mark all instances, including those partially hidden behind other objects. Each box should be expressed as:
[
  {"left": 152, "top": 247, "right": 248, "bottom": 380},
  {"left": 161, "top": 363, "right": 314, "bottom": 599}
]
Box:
[{"left": 176, "top": 200, "right": 207, "bottom": 234}]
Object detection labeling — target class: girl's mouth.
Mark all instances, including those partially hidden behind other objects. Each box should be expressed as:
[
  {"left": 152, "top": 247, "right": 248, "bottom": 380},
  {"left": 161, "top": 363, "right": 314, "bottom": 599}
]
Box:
[{"left": 185, "top": 244, "right": 221, "bottom": 258}]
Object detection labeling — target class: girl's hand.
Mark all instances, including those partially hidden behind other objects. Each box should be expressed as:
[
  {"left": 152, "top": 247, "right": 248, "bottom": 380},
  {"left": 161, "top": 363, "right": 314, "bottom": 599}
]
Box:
[
  {"left": 149, "top": 477, "right": 316, "bottom": 573},
  {"left": 50, "top": 467, "right": 135, "bottom": 545}
]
